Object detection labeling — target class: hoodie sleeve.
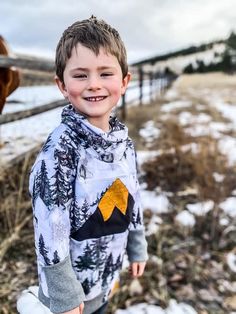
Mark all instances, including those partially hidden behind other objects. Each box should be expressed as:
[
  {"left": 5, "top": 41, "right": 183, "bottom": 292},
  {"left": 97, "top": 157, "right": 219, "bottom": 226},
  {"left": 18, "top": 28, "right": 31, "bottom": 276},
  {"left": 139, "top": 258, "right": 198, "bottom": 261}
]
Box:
[
  {"left": 127, "top": 150, "right": 148, "bottom": 263},
  {"left": 29, "top": 155, "right": 85, "bottom": 313}
]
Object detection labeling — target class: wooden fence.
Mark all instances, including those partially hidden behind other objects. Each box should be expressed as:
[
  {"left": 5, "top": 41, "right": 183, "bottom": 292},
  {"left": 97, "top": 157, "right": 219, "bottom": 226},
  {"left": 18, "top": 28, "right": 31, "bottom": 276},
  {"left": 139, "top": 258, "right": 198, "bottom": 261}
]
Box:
[
  {"left": 0, "top": 54, "right": 177, "bottom": 128},
  {"left": 0, "top": 53, "right": 177, "bottom": 126},
  {"left": 120, "top": 67, "right": 177, "bottom": 119}
]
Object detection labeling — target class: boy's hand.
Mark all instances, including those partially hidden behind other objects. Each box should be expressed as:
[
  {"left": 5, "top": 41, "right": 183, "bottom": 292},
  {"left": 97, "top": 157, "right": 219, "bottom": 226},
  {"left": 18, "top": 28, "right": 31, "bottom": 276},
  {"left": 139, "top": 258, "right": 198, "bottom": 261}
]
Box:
[
  {"left": 62, "top": 302, "right": 84, "bottom": 314},
  {"left": 129, "top": 262, "right": 146, "bottom": 278}
]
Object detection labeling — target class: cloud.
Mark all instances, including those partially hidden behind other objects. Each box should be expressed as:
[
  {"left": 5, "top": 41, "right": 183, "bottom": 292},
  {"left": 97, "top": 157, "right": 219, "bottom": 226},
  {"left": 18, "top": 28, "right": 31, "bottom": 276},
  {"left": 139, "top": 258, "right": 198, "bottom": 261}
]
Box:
[{"left": 0, "top": 0, "right": 235, "bottom": 62}]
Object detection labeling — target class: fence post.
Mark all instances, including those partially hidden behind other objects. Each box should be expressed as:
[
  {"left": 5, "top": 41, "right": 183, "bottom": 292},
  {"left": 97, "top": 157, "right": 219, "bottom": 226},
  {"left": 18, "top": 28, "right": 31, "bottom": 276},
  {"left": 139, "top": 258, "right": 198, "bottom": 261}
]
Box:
[
  {"left": 153, "top": 71, "right": 159, "bottom": 100},
  {"left": 139, "top": 67, "right": 143, "bottom": 106},
  {"left": 160, "top": 73, "right": 165, "bottom": 95},
  {"left": 149, "top": 71, "right": 153, "bottom": 103}
]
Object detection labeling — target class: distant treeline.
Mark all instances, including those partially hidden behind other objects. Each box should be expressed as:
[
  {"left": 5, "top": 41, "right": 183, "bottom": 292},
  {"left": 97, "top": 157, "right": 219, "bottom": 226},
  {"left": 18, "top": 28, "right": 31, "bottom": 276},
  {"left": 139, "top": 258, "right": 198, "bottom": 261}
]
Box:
[
  {"left": 183, "top": 32, "right": 236, "bottom": 73},
  {"left": 132, "top": 32, "right": 236, "bottom": 75},
  {"left": 183, "top": 32, "right": 236, "bottom": 74},
  {"left": 132, "top": 39, "right": 225, "bottom": 67}
]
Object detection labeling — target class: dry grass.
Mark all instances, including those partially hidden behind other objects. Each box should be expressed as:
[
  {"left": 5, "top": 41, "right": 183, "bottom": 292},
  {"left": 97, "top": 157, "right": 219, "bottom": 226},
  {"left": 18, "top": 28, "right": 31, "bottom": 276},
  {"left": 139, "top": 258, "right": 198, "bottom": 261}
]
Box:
[
  {"left": 175, "top": 72, "right": 236, "bottom": 89},
  {"left": 119, "top": 101, "right": 165, "bottom": 150},
  {"left": 108, "top": 74, "right": 236, "bottom": 313},
  {"left": 142, "top": 119, "right": 235, "bottom": 202},
  {"left": 0, "top": 150, "right": 39, "bottom": 313}
]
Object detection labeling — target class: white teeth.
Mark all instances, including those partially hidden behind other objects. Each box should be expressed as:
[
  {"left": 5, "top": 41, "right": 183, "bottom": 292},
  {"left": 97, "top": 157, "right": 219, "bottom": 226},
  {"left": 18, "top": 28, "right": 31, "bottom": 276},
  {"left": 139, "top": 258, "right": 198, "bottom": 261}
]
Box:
[{"left": 86, "top": 96, "right": 106, "bottom": 102}]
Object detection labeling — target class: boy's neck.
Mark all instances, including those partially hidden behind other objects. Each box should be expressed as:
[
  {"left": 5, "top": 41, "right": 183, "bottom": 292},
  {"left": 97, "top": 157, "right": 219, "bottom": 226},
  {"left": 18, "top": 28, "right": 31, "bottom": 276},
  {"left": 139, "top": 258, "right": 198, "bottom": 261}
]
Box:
[{"left": 87, "top": 117, "right": 111, "bottom": 133}]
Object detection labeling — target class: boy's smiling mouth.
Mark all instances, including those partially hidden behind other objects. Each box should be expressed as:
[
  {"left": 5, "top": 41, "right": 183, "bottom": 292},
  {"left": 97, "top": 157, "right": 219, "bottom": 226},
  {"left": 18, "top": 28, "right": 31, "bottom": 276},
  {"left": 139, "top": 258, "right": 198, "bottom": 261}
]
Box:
[{"left": 84, "top": 96, "right": 108, "bottom": 102}]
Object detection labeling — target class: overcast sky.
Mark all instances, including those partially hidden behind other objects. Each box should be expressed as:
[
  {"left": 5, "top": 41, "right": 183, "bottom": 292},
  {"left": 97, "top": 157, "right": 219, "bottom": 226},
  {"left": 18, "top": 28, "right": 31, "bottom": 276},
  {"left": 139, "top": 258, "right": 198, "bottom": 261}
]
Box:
[{"left": 1, "top": 0, "right": 235, "bottom": 63}]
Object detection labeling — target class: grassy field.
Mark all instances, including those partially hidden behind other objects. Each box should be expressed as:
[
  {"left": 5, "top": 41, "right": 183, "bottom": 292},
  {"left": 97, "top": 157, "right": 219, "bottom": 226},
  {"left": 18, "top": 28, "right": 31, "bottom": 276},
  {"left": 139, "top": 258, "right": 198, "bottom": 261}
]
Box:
[{"left": 114, "top": 72, "right": 236, "bottom": 314}]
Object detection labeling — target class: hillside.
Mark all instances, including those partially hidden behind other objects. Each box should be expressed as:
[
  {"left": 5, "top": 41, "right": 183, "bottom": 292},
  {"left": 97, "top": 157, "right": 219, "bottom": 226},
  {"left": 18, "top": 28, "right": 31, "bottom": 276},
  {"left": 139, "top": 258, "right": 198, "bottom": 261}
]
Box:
[{"left": 131, "top": 33, "right": 236, "bottom": 75}]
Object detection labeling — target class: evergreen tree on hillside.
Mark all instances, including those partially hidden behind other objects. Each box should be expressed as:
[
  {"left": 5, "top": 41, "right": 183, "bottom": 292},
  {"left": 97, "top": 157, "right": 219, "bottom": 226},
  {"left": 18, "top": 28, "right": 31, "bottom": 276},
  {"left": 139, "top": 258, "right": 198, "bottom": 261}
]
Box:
[
  {"left": 196, "top": 60, "right": 206, "bottom": 73},
  {"left": 226, "top": 32, "right": 236, "bottom": 71},
  {"left": 221, "top": 51, "right": 232, "bottom": 72},
  {"left": 227, "top": 32, "right": 236, "bottom": 50},
  {"left": 183, "top": 63, "right": 195, "bottom": 74}
]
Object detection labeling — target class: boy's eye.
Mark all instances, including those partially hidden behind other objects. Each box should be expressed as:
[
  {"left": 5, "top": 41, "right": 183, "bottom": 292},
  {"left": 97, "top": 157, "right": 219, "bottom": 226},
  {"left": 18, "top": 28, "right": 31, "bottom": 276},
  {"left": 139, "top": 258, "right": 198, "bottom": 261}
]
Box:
[
  {"left": 101, "top": 73, "right": 113, "bottom": 77},
  {"left": 73, "top": 74, "right": 87, "bottom": 79}
]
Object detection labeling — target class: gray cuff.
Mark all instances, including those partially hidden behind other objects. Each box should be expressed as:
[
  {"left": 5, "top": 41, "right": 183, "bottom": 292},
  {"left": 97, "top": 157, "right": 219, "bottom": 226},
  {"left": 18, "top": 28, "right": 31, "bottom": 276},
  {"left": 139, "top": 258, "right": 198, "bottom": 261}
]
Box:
[
  {"left": 126, "top": 229, "right": 148, "bottom": 262},
  {"left": 43, "top": 255, "right": 85, "bottom": 313}
]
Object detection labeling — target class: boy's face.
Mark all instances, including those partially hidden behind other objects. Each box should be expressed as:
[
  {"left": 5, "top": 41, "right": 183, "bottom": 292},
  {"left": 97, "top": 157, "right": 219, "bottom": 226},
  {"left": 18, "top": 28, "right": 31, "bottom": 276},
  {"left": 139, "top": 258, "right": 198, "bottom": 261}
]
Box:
[{"left": 56, "top": 43, "right": 130, "bottom": 131}]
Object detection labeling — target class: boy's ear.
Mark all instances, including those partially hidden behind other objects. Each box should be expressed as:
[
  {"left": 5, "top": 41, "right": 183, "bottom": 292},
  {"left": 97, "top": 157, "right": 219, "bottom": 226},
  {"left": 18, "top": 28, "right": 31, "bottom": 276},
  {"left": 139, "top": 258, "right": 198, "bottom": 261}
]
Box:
[
  {"left": 54, "top": 75, "right": 68, "bottom": 98},
  {"left": 121, "top": 72, "right": 131, "bottom": 95}
]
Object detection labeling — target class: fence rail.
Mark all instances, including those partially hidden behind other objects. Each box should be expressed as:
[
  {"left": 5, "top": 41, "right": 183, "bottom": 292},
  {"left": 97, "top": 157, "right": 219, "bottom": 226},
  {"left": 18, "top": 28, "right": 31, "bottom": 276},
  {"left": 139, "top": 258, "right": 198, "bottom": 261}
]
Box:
[
  {"left": 1, "top": 52, "right": 178, "bottom": 126},
  {"left": 1, "top": 72, "right": 176, "bottom": 125},
  {"left": 119, "top": 71, "right": 177, "bottom": 119},
  {"left": 0, "top": 98, "right": 69, "bottom": 125},
  {"left": 0, "top": 55, "right": 55, "bottom": 72}
]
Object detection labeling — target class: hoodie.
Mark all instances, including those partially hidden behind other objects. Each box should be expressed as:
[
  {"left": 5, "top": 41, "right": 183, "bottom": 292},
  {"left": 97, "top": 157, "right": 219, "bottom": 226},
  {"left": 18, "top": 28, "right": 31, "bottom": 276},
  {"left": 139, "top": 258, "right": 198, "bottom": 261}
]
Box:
[{"left": 29, "top": 105, "right": 148, "bottom": 314}]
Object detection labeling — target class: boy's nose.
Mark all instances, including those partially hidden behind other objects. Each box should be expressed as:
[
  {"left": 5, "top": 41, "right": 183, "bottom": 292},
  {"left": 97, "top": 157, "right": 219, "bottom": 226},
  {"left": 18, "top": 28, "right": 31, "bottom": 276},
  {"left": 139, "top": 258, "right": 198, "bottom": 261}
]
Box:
[{"left": 87, "top": 76, "right": 102, "bottom": 91}]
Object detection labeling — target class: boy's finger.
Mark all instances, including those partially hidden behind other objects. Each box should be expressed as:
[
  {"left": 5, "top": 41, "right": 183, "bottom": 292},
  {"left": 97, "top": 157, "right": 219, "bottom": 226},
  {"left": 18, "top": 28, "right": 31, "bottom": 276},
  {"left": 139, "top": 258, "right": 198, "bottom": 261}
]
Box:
[
  {"left": 137, "top": 263, "right": 145, "bottom": 276},
  {"left": 131, "top": 263, "right": 138, "bottom": 277},
  {"left": 79, "top": 302, "right": 84, "bottom": 314}
]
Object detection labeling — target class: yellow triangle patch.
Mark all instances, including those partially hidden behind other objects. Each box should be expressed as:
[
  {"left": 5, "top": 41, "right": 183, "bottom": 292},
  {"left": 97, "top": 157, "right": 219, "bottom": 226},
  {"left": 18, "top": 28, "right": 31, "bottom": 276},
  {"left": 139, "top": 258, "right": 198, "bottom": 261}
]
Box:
[{"left": 98, "top": 178, "right": 129, "bottom": 221}]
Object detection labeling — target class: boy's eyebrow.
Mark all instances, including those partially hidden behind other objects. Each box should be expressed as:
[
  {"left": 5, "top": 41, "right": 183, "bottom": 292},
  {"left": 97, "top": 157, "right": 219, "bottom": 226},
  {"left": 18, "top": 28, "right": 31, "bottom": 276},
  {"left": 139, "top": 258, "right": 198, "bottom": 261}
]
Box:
[{"left": 70, "top": 66, "right": 117, "bottom": 72}]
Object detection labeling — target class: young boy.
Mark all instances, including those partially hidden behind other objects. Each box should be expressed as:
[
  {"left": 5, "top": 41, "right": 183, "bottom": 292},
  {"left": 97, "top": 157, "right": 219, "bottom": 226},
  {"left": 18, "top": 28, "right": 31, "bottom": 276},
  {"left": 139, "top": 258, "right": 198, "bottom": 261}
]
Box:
[{"left": 29, "top": 16, "right": 148, "bottom": 314}]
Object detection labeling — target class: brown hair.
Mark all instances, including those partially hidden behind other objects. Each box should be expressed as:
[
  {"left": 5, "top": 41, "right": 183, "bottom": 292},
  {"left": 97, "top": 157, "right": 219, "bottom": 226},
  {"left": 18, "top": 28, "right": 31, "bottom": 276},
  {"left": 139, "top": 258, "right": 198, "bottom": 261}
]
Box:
[{"left": 55, "top": 16, "right": 128, "bottom": 82}]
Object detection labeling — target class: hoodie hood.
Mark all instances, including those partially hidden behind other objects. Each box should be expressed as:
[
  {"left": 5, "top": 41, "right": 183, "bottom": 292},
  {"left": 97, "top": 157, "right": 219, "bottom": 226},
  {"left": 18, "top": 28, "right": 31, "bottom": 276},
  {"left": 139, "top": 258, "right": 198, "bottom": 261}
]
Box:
[{"left": 61, "top": 105, "right": 129, "bottom": 162}]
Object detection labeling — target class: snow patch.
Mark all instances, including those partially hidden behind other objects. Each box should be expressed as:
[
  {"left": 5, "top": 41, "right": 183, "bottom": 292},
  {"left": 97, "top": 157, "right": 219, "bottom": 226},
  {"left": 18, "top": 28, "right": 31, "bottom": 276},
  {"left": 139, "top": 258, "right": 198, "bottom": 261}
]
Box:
[
  {"left": 213, "top": 172, "right": 225, "bottom": 183},
  {"left": 218, "top": 136, "right": 236, "bottom": 166},
  {"left": 219, "top": 197, "right": 236, "bottom": 217},
  {"left": 227, "top": 252, "right": 236, "bottom": 273},
  {"left": 164, "top": 89, "right": 179, "bottom": 100},
  {"left": 5, "top": 85, "right": 62, "bottom": 113},
  {"left": 1, "top": 107, "right": 62, "bottom": 164},
  {"left": 175, "top": 210, "right": 196, "bottom": 227},
  {"left": 136, "top": 151, "right": 159, "bottom": 165},
  {"left": 115, "top": 299, "right": 197, "bottom": 314},
  {"left": 186, "top": 200, "right": 214, "bottom": 216},
  {"left": 139, "top": 121, "right": 160, "bottom": 142},
  {"left": 215, "top": 102, "right": 236, "bottom": 127},
  {"left": 140, "top": 191, "right": 169, "bottom": 213},
  {"left": 181, "top": 143, "right": 199, "bottom": 154},
  {"left": 161, "top": 100, "right": 192, "bottom": 112},
  {"left": 179, "top": 112, "right": 212, "bottom": 126},
  {"left": 146, "top": 215, "right": 163, "bottom": 236}
]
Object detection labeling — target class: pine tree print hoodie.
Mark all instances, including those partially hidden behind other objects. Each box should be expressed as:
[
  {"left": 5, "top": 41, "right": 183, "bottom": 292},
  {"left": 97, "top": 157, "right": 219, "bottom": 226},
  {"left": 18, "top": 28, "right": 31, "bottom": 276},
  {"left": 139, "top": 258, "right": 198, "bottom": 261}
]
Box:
[{"left": 29, "top": 105, "right": 148, "bottom": 314}]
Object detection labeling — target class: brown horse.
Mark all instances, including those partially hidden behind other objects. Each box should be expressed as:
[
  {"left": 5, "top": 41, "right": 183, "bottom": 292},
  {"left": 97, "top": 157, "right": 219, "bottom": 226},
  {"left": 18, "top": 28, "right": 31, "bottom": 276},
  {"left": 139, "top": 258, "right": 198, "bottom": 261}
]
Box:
[{"left": 0, "top": 36, "right": 20, "bottom": 114}]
